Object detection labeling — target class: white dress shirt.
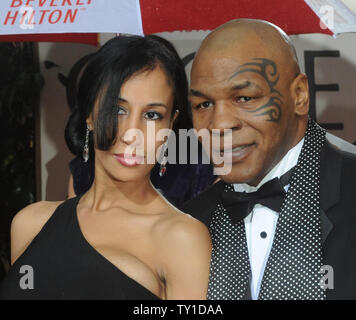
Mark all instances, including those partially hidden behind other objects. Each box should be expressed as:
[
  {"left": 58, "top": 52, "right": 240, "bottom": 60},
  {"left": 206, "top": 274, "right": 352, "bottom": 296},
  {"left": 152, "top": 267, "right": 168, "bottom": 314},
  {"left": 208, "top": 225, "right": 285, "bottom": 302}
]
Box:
[{"left": 233, "top": 138, "right": 304, "bottom": 299}]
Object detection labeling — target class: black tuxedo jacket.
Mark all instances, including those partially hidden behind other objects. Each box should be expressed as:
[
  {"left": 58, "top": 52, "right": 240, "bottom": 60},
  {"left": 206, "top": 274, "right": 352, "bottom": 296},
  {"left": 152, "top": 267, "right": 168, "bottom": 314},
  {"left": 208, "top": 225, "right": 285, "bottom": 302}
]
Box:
[{"left": 179, "top": 140, "right": 356, "bottom": 300}]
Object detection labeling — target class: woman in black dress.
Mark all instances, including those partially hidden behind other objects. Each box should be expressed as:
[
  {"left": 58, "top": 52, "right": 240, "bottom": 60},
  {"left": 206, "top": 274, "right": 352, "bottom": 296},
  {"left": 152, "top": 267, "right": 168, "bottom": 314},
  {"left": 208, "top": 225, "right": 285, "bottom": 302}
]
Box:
[{"left": 0, "top": 35, "right": 211, "bottom": 299}]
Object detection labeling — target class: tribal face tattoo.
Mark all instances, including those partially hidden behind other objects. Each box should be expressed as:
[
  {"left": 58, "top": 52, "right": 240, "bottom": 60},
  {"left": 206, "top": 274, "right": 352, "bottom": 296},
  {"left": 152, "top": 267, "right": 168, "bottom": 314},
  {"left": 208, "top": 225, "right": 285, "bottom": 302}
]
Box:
[{"left": 230, "top": 58, "right": 283, "bottom": 122}]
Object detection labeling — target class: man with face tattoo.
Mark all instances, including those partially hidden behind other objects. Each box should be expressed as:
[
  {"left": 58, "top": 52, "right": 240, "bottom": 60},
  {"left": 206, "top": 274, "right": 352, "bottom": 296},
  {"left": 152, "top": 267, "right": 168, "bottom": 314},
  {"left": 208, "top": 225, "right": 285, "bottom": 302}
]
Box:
[{"left": 180, "top": 19, "right": 356, "bottom": 300}]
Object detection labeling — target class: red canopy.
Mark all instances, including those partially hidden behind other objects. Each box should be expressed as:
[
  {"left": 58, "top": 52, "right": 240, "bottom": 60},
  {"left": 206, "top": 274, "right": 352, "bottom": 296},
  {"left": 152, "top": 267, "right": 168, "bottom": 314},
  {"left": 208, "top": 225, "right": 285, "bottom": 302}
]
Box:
[
  {"left": 0, "top": 33, "right": 98, "bottom": 45},
  {"left": 140, "top": 0, "right": 332, "bottom": 35}
]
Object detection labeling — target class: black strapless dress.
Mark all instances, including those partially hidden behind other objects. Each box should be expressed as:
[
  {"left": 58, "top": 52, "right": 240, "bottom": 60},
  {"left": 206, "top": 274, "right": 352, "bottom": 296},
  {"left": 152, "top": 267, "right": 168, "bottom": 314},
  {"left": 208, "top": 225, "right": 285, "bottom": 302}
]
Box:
[{"left": 0, "top": 197, "right": 161, "bottom": 300}]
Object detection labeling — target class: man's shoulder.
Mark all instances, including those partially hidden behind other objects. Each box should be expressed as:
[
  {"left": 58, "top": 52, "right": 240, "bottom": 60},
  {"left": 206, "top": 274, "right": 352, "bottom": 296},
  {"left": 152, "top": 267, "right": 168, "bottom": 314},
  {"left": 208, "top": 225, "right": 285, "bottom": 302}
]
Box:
[
  {"left": 321, "top": 139, "right": 356, "bottom": 205},
  {"left": 324, "top": 139, "right": 356, "bottom": 171},
  {"left": 332, "top": 143, "right": 356, "bottom": 185}
]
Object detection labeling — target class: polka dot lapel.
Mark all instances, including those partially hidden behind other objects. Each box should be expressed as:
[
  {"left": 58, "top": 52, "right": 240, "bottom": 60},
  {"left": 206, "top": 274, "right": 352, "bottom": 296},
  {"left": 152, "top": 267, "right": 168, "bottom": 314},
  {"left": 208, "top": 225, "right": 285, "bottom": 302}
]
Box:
[{"left": 258, "top": 119, "right": 326, "bottom": 300}]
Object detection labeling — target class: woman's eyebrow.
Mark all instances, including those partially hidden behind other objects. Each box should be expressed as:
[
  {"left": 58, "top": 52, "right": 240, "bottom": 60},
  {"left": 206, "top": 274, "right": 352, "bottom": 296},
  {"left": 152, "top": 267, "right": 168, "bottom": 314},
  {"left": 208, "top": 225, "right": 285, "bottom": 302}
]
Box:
[
  {"left": 146, "top": 103, "right": 168, "bottom": 109},
  {"left": 118, "top": 97, "right": 168, "bottom": 109},
  {"left": 118, "top": 97, "right": 127, "bottom": 103}
]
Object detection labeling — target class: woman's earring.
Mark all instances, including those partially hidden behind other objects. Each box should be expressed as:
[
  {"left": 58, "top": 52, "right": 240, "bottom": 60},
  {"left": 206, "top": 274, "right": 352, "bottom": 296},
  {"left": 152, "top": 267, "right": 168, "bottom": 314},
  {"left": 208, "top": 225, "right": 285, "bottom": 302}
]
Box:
[
  {"left": 83, "top": 126, "right": 90, "bottom": 163},
  {"left": 159, "top": 144, "right": 168, "bottom": 177}
]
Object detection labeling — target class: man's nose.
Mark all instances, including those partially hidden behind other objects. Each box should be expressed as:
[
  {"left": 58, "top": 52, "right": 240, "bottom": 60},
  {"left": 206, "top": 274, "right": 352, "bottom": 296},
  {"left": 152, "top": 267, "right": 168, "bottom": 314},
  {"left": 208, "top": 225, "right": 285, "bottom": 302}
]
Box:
[{"left": 209, "top": 102, "right": 242, "bottom": 134}]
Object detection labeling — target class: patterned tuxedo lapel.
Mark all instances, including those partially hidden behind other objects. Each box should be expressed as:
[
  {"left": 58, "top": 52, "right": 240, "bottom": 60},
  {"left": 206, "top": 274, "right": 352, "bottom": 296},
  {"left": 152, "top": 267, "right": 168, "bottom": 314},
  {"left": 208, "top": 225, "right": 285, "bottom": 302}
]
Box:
[
  {"left": 258, "top": 119, "right": 326, "bottom": 300},
  {"left": 207, "top": 186, "right": 251, "bottom": 300}
]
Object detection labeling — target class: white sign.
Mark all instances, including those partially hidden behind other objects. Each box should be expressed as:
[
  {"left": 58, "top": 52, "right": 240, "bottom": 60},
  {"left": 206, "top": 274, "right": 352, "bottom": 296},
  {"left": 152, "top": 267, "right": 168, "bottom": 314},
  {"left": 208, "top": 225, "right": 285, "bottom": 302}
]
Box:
[{"left": 0, "top": 0, "right": 143, "bottom": 35}]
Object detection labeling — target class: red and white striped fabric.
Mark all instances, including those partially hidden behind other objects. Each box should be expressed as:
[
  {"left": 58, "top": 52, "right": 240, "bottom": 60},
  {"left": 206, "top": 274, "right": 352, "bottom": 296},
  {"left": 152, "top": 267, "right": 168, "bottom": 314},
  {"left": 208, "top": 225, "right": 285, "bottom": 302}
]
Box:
[{"left": 0, "top": 0, "right": 347, "bottom": 45}]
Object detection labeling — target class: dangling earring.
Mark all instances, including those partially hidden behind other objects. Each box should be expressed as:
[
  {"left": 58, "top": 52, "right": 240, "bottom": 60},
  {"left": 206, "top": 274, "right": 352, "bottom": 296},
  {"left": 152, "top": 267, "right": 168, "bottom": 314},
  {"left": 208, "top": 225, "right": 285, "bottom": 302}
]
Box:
[
  {"left": 159, "top": 143, "right": 168, "bottom": 177},
  {"left": 83, "top": 125, "right": 90, "bottom": 163}
]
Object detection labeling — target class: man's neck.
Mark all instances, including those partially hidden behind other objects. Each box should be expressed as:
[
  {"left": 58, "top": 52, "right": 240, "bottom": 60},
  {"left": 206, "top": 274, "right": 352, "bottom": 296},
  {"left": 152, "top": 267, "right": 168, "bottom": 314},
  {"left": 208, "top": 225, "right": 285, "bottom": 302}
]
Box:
[{"left": 234, "top": 137, "right": 305, "bottom": 193}]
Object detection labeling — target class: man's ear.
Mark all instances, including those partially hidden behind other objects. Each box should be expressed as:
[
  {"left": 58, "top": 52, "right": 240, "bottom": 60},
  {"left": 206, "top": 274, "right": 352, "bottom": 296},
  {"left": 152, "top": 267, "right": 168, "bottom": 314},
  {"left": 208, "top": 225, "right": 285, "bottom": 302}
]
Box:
[{"left": 290, "top": 73, "right": 309, "bottom": 116}]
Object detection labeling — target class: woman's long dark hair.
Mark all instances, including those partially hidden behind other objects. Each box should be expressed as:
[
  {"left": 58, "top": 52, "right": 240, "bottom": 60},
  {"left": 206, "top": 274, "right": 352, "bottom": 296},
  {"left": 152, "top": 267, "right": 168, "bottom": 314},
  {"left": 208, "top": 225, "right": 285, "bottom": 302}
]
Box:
[{"left": 65, "top": 34, "right": 189, "bottom": 159}]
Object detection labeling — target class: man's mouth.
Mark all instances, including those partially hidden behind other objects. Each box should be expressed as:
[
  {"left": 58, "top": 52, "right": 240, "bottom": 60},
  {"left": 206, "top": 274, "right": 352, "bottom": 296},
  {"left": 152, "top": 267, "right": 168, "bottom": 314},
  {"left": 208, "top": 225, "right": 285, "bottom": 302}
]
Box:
[{"left": 214, "top": 143, "right": 255, "bottom": 161}]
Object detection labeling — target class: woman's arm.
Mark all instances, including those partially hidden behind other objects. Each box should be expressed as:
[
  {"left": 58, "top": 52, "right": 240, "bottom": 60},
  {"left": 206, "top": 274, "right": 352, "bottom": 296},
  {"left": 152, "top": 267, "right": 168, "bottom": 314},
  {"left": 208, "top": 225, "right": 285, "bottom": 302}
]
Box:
[{"left": 160, "top": 218, "right": 212, "bottom": 300}]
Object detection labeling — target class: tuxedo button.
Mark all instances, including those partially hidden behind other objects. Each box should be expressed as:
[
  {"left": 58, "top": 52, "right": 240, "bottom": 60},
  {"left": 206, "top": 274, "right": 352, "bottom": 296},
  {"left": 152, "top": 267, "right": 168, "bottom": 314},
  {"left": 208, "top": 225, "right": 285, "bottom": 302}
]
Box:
[{"left": 260, "top": 231, "right": 267, "bottom": 239}]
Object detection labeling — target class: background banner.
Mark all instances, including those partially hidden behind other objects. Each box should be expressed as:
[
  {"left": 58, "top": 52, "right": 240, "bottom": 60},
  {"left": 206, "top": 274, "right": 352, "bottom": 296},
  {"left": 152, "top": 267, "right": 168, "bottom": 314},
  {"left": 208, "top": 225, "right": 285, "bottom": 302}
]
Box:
[{"left": 0, "top": 0, "right": 143, "bottom": 35}]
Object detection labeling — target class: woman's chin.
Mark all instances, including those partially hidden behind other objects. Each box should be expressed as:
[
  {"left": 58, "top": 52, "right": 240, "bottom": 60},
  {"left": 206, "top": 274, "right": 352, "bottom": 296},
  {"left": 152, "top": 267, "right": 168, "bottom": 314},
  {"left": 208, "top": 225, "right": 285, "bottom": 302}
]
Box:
[
  {"left": 95, "top": 154, "right": 154, "bottom": 183},
  {"left": 107, "top": 165, "right": 153, "bottom": 183}
]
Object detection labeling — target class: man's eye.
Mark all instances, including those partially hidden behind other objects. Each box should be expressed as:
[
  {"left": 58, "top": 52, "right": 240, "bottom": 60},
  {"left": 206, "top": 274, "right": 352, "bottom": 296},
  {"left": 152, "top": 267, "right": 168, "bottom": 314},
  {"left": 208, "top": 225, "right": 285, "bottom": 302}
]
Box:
[
  {"left": 194, "top": 101, "right": 213, "bottom": 109},
  {"left": 236, "top": 96, "right": 252, "bottom": 103},
  {"left": 144, "top": 111, "right": 162, "bottom": 120},
  {"left": 117, "top": 106, "right": 127, "bottom": 115}
]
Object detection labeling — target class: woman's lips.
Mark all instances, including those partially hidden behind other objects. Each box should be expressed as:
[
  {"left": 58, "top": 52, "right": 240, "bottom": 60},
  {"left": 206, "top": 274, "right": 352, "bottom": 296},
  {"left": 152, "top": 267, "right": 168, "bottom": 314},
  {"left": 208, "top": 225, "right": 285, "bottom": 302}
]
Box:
[{"left": 114, "top": 153, "right": 145, "bottom": 167}]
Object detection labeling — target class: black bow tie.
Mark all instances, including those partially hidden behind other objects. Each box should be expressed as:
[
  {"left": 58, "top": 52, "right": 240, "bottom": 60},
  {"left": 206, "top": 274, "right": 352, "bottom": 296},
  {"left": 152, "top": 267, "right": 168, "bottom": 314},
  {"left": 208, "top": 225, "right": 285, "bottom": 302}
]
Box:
[{"left": 220, "top": 168, "right": 294, "bottom": 224}]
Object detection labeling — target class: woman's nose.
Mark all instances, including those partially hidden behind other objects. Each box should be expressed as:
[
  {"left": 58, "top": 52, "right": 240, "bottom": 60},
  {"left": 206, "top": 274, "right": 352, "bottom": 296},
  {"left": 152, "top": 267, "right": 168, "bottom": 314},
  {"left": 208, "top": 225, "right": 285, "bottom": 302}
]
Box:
[{"left": 118, "top": 114, "right": 145, "bottom": 147}]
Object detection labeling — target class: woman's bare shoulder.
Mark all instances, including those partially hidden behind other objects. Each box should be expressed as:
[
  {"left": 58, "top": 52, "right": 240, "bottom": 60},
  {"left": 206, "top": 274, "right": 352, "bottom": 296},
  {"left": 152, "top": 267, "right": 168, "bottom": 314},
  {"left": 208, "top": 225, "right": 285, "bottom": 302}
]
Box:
[
  {"left": 12, "top": 200, "right": 63, "bottom": 228},
  {"left": 10, "top": 200, "right": 63, "bottom": 264}
]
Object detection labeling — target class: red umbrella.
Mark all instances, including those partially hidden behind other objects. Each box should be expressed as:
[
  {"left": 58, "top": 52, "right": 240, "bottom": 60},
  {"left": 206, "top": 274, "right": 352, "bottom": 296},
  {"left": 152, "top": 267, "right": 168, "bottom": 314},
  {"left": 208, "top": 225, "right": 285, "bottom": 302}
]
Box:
[
  {"left": 0, "top": 0, "right": 333, "bottom": 45},
  {"left": 140, "top": 0, "right": 332, "bottom": 35}
]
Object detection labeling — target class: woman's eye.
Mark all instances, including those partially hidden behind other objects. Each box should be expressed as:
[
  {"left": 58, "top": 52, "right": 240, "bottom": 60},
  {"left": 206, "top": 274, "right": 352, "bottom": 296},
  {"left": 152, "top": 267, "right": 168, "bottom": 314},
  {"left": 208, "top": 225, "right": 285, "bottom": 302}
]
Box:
[
  {"left": 236, "top": 96, "right": 252, "bottom": 103},
  {"left": 144, "top": 111, "right": 162, "bottom": 120},
  {"left": 117, "top": 106, "right": 127, "bottom": 115},
  {"left": 194, "top": 101, "right": 213, "bottom": 110}
]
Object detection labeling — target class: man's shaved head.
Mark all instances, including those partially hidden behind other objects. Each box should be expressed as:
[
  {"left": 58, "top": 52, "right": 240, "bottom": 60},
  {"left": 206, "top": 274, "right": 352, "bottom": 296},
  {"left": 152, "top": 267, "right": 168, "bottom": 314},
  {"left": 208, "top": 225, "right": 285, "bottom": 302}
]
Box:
[
  {"left": 190, "top": 19, "right": 309, "bottom": 185},
  {"left": 194, "top": 19, "right": 300, "bottom": 79}
]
